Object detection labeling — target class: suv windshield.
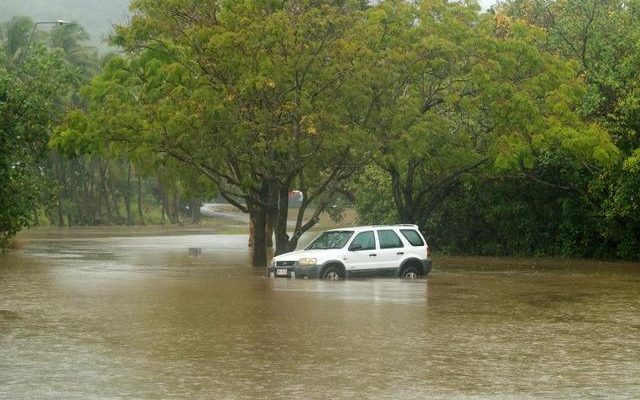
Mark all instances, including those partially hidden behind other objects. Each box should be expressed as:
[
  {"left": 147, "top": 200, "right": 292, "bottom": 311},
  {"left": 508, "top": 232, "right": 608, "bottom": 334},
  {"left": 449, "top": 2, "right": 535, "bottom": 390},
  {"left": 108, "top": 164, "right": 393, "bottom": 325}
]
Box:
[{"left": 306, "top": 231, "right": 354, "bottom": 250}]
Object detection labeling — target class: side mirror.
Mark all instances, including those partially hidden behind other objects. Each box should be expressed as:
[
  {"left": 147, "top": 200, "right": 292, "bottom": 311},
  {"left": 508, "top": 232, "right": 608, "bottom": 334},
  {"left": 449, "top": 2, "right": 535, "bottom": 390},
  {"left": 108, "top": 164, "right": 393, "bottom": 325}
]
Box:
[{"left": 349, "top": 243, "right": 363, "bottom": 251}]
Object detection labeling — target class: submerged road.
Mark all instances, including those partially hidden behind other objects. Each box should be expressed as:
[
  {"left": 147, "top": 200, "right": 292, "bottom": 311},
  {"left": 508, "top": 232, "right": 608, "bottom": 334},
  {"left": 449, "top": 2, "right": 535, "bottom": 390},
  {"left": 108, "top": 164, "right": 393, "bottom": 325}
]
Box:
[{"left": 1, "top": 227, "right": 639, "bottom": 399}]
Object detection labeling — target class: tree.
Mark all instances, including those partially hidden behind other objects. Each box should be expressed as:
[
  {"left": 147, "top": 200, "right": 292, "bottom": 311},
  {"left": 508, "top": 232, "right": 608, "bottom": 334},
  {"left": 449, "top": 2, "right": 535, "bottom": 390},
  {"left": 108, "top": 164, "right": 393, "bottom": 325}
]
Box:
[
  {"left": 63, "top": 0, "right": 375, "bottom": 266},
  {"left": 356, "top": 0, "right": 618, "bottom": 237},
  {"left": 1, "top": 16, "right": 33, "bottom": 68},
  {"left": 49, "top": 22, "right": 98, "bottom": 75},
  {"left": 354, "top": 0, "right": 490, "bottom": 228},
  {"left": 498, "top": 0, "right": 640, "bottom": 257},
  {"left": 0, "top": 17, "right": 76, "bottom": 249},
  {"left": 46, "top": 22, "right": 104, "bottom": 227}
]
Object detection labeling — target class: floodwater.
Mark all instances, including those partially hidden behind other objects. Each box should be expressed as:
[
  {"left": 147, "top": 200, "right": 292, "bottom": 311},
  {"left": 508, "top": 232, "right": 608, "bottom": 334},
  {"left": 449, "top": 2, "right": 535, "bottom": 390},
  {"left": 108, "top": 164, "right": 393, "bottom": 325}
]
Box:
[{"left": 1, "top": 227, "right": 639, "bottom": 399}]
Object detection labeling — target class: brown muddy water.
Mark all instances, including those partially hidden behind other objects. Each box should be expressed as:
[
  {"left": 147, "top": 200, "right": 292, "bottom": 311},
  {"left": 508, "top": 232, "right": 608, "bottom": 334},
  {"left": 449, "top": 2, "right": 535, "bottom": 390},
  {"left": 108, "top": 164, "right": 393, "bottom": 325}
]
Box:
[{"left": 1, "top": 227, "right": 639, "bottom": 399}]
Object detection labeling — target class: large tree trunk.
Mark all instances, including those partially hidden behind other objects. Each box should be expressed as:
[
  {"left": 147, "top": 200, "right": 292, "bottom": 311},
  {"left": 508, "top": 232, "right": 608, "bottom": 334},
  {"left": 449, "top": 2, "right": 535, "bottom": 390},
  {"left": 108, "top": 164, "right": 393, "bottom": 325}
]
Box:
[
  {"left": 249, "top": 203, "right": 268, "bottom": 267},
  {"left": 248, "top": 182, "right": 271, "bottom": 267},
  {"left": 274, "top": 184, "right": 291, "bottom": 255},
  {"left": 172, "top": 193, "right": 179, "bottom": 224},
  {"left": 266, "top": 185, "right": 278, "bottom": 248},
  {"left": 249, "top": 217, "right": 274, "bottom": 248},
  {"left": 191, "top": 199, "right": 201, "bottom": 224},
  {"left": 248, "top": 215, "right": 255, "bottom": 247},
  {"left": 266, "top": 216, "right": 273, "bottom": 248},
  {"left": 250, "top": 212, "right": 274, "bottom": 248}
]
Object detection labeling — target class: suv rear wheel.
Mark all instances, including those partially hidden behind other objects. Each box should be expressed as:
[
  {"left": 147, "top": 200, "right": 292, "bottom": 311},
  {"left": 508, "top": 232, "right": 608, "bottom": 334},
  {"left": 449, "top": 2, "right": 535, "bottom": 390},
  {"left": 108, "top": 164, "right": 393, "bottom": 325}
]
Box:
[
  {"left": 322, "top": 265, "right": 344, "bottom": 281},
  {"left": 400, "top": 264, "right": 421, "bottom": 279}
]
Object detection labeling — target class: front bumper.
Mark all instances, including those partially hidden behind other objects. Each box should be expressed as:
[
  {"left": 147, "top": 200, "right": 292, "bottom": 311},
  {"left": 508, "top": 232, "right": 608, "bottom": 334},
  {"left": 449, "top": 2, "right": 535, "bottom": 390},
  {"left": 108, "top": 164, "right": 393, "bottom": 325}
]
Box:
[{"left": 266, "top": 264, "right": 321, "bottom": 279}]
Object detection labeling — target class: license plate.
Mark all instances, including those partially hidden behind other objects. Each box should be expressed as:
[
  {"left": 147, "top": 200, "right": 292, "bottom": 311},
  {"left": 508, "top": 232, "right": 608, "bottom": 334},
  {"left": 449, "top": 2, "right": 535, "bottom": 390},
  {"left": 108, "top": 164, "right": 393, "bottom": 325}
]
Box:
[{"left": 276, "top": 268, "right": 288, "bottom": 276}]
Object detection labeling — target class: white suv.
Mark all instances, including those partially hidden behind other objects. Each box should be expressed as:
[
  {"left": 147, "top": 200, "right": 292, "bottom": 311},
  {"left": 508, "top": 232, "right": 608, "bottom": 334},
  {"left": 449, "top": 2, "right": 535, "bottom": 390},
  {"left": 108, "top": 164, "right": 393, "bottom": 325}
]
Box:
[{"left": 267, "top": 225, "right": 432, "bottom": 280}]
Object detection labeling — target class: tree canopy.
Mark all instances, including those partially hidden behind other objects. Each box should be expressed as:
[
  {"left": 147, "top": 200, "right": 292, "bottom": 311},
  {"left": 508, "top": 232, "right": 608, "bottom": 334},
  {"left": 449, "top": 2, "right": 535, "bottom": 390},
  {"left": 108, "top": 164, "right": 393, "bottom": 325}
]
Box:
[
  {"left": 59, "top": 0, "right": 378, "bottom": 264},
  {"left": 3, "top": 0, "right": 640, "bottom": 261},
  {"left": 0, "top": 17, "right": 79, "bottom": 248}
]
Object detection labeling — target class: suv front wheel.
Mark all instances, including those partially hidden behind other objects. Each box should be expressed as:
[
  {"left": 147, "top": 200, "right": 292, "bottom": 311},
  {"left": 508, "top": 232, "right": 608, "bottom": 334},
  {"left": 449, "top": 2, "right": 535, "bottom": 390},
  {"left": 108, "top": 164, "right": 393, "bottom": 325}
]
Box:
[{"left": 321, "top": 265, "right": 344, "bottom": 281}]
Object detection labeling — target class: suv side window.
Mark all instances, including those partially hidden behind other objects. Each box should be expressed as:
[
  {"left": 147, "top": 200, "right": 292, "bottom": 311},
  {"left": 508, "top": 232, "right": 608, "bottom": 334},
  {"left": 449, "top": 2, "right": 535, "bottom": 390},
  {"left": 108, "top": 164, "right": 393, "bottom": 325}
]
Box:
[
  {"left": 377, "top": 230, "right": 403, "bottom": 249},
  {"left": 400, "top": 229, "right": 424, "bottom": 246},
  {"left": 349, "top": 231, "right": 376, "bottom": 251}
]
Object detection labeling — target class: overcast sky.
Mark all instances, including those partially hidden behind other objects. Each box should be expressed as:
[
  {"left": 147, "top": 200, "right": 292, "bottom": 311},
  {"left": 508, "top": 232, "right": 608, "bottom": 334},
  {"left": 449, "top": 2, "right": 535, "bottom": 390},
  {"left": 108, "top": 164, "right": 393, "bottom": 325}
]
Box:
[
  {"left": 1, "top": 0, "right": 499, "bottom": 50},
  {"left": 479, "top": 0, "right": 498, "bottom": 10}
]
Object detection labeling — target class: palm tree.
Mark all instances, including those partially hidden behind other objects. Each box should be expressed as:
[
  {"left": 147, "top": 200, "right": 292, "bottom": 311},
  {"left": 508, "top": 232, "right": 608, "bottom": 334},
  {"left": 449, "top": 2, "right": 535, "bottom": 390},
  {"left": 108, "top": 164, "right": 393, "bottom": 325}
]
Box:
[
  {"left": 0, "top": 16, "right": 34, "bottom": 68},
  {"left": 50, "top": 23, "right": 99, "bottom": 77}
]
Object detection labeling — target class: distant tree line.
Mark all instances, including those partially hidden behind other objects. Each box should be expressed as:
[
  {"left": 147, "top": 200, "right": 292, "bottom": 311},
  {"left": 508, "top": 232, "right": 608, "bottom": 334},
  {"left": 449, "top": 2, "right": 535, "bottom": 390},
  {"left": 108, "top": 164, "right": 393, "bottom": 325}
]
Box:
[
  {"left": 0, "top": 16, "right": 211, "bottom": 250},
  {"left": 2, "top": 0, "right": 640, "bottom": 264}
]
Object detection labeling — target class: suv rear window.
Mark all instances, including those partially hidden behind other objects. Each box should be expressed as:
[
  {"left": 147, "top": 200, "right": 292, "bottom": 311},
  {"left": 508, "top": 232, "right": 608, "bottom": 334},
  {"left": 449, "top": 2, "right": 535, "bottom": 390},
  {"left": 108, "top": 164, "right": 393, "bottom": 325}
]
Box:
[
  {"left": 400, "top": 229, "right": 424, "bottom": 246},
  {"left": 377, "top": 230, "right": 403, "bottom": 249}
]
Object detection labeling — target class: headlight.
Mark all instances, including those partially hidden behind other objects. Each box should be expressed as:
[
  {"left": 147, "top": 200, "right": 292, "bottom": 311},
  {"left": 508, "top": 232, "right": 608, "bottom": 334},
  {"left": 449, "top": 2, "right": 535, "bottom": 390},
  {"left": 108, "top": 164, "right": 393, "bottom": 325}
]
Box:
[
  {"left": 298, "top": 258, "right": 317, "bottom": 266},
  {"left": 269, "top": 258, "right": 276, "bottom": 267}
]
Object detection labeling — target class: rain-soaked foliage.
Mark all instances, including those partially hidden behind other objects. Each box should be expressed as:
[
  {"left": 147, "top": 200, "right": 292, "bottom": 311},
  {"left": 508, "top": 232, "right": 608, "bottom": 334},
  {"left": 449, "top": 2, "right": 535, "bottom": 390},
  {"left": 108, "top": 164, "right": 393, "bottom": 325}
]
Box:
[{"left": 2, "top": 1, "right": 640, "bottom": 261}]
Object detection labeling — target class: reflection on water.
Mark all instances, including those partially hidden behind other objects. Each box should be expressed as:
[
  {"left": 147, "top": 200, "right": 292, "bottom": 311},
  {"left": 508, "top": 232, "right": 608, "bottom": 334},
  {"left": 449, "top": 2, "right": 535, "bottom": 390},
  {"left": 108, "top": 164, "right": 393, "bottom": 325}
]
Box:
[{"left": 1, "top": 227, "right": 639, "bottom": 399}]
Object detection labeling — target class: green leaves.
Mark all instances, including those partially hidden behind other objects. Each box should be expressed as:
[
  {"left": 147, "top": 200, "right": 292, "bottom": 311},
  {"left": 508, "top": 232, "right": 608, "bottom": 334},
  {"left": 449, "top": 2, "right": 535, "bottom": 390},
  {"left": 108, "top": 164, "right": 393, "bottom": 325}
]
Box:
[
  {"left": 493, "top": 0, "right": 640, "bottom": 257},
  {"left": 0, "top": 19, "right": 80, "bottom": 248},
  {"left": 42, "top": 0, "right": 640, "bottom": 258},
  {"left": 102, "top": 0, "right": 371, "bottom": 192}
]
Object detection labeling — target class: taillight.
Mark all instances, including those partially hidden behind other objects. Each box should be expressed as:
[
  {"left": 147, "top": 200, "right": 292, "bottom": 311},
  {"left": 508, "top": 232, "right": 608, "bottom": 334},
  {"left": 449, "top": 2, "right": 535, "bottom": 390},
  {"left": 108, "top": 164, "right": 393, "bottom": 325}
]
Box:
[{"left": 426, "top": 244, "right": 432, "bottom": 257}]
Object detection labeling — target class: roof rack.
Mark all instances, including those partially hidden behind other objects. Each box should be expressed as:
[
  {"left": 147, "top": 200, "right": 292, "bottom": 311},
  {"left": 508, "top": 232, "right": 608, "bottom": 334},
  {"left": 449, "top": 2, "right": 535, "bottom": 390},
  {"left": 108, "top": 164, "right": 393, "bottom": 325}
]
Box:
[{"left": 326, "top": 224, "right": 420, "bottom": 231}]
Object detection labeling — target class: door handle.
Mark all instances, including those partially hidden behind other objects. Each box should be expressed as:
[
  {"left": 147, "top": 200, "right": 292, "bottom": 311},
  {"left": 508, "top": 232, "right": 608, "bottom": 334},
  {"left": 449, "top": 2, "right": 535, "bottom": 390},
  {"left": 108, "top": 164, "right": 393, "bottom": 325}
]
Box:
[
  {"left": 396, "top": 252, "right": 404, "bottom": 255},
  {"left": 369, "top": 253, "right": 377, "bottom": 257}
]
